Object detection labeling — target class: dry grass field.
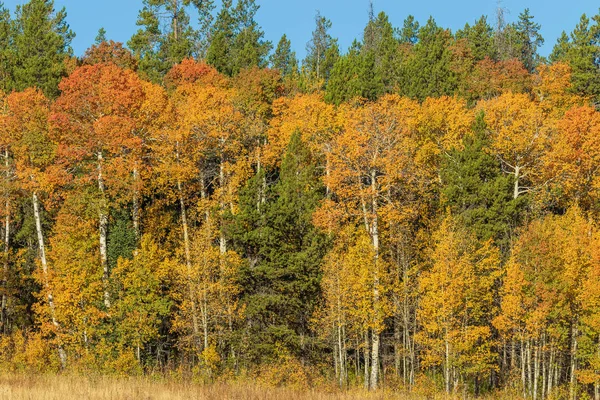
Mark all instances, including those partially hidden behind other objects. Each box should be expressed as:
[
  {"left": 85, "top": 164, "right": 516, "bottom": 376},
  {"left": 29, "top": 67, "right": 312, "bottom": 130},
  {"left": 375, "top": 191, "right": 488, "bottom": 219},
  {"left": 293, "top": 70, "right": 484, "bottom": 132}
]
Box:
[
  {"left": 0, "top": 374, "right": 392, "bottom": 400},
  {"left": 0, "top": 374, "right": 526, "bottom": 400}
]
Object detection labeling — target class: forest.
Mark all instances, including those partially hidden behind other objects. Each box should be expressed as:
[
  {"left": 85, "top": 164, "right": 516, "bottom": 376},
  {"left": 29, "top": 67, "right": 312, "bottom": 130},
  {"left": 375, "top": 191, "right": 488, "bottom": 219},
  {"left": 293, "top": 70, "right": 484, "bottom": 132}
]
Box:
[{"left": 0, "top": 0, "right": 600, "bottom": 398}]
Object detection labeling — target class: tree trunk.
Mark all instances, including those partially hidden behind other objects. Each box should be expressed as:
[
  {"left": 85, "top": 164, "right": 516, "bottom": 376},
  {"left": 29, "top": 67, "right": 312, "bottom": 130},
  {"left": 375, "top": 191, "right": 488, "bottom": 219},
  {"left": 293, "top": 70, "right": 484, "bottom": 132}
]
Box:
[
  {"left": 97, "top": 152, "right": 110, "bottom": 309},
  {"left": 1, "top": 148, "right": 9, "bottom": 332},
  {"left": 219, "top": 155, "right": 226, "bottom": 255},
  {"left": 570, "top": 323, "right": 578, "bottom": 400},
  {"left": 369, "top": 170, "right": 380, "bottom": 391},
  {"left": 177, "top": 177, "right": 200, "bottom": 351},
  {"left": 513, "top": 165, "right": 520, "bottom": 199},
  {"left": 364, "top": 331, "right": 370, "bottom": 390},
  {"left": 445, "top": 327, "right": 451, "bottom": 394},
  {"left": 32, "top": 191, "right": 66, "bottom": 368},
  {"left": 132, "top": 166, "right": 141, "bottom": 240}
]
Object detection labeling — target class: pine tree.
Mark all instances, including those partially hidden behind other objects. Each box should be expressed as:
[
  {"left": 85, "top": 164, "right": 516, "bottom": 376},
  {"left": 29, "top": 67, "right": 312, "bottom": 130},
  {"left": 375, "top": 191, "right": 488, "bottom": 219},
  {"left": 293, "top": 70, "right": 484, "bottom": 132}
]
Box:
[
  {"left": 207, "top": 0, "right": 270, "bottom": 76},
  {"left": 128, "top": 0, "right": 203, "bottom": 83},
  {"left": 398, "top": 15, "right": 419, "bottom": 45},
  {"left": 325, "top": 44, "right": 361, "bottom": 105},
  {"left": 270, "top": 34, "right": 298, "bottom": 77},
  {"left": 0, "top": 3, "right": 13, "bottom": 93},
  {"left": 441, "top": 112, "right": 525, "bottom": 252},
  {"left": 362, "top": 11, "right": 397, "bottom": 93},
  {"left": 457, "top": 16, "right": 495, "bottom": 62},
  {"left": 206, "top": 0, "right": 235, "bottom": 75},
  {"left": 550, "top": 13, "right": 600, "bottom": 103},
  {"left": 304, "top": 11, "right": 339, "bottom": 87},
  {"left": 230, "top": 0, "right": 271, "bottom": 74},
  {"left": 514, "top": 8, "right": 544, "bottom": 72},
  {"left": 94, "top": 27, "right": 107, "bottom": 44},
  {"left": 400, "top": 17, "right": 456, "bottom": 100},
  {"left": 12, "top": 0, "right": 74, "bottom": 98},
  {"left": 230, "top": 132, "right": 328, "bottom": 361}
]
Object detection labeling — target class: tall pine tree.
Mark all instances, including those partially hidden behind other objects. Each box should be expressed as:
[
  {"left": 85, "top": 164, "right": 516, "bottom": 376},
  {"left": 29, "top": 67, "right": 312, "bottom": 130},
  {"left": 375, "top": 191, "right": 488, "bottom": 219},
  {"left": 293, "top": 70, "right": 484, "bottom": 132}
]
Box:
[{"left": 12, "top": 0, "right": 74, "bottom": 98}]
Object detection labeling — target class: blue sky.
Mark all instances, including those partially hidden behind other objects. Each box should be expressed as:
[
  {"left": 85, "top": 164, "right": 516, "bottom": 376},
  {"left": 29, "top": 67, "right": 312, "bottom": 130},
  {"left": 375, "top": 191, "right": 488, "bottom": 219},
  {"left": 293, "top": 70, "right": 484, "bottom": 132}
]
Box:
[{"left": 4, "top": 0, "right": 599, "bottom": 59}]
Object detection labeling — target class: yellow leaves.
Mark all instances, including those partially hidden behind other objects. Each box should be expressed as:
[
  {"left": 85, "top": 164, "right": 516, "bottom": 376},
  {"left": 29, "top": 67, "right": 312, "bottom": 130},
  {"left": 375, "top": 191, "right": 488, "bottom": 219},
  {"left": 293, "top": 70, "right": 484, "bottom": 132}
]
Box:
[
  {"left": 266, "top": 93, "right": 339, "bottom": 168},
  {"left": 418, "top": 214, "right": 500, "bottom": 374},
  {"left": 480, "top": 92, "right": 548, "bottom": 167},
  {"left": 317, "top": 226, "right": 390, "bottom": 342},
  {"left": 533, "top": 62, "right": 583, "bottom": 116},
  {"left": 417, "top": 96, "right": 474, "bottom": 153}
]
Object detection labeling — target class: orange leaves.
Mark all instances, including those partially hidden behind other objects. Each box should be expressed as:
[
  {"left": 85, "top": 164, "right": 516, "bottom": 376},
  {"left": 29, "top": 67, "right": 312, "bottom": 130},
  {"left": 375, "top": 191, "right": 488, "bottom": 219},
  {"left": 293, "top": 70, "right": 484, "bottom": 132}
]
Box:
[
  {"left": 164, "top": 58, "right": 224, "bottom": 91},
  {"left": 467, "top": 57, "right": 531, "bottom": 100},
  {"left": 81, "top": 40, "right": 137, "bottom": 71},
  {"left": 543, "top": 105, "right": 600, "bottom": 210}
]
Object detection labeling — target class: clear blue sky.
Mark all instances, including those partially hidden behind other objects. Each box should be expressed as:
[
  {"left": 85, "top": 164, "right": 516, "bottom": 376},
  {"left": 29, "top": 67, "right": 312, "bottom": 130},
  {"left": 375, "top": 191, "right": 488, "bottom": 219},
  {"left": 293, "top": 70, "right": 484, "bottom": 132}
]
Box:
[{"left": 4, "top": 0, "right": 599, "bottom": 59}]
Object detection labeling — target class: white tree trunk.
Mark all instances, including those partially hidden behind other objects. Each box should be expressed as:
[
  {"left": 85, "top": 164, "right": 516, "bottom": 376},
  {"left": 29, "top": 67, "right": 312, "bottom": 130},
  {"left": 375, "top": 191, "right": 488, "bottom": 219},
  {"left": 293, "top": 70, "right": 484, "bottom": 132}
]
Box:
[
  {"left": 1, "top": 148, "right": 9, "bottom": 330},
  {"left": 97, "top": 152, "right": 110, "bottom": 309},
  {"left": 369, "top": 170, "right": 380, "bottom": 391},
  {"left": 32, "top": 191, "right": 66, "bottom": 368}
]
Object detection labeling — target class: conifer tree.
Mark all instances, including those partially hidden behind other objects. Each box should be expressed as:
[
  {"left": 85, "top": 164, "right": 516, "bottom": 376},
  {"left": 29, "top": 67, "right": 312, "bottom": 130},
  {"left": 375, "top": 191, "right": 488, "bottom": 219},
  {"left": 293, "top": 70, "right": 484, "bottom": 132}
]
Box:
[
  {"left": 230, "top": 132, "right": 328, "bottom": 362},
  {"left": 398, "top": 15, "right": 419, "bottom": 45},
  {"left": 304, "top": 11, "right": 339, "bottom": 88},
  {"left": 12, "top": 0, "right": 74, "bottom": 98},
  {"left": 128, "top": 0, "right": 208, "bottom": 83},
  {"left": 550, "top": 13, "right": 600, "bottom": 103},
  {"left": 441, "top": 112, "right": 524, "bottom": 252},
  {"left": 514, "top": 8, "right": 544, "bottom": 72},
  {"left": 0, "top": 3, "right": 13, "bottom": 93},
  {"left": 270, "top": 34, "right": 298, "bottom": 77}
]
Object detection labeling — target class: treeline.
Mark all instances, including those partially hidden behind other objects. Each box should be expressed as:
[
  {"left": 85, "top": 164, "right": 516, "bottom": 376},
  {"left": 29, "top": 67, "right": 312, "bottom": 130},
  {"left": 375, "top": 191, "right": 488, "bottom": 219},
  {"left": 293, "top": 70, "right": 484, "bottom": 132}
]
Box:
[{"left": 1, "top": 0, "right": 600, "bottom": 398}]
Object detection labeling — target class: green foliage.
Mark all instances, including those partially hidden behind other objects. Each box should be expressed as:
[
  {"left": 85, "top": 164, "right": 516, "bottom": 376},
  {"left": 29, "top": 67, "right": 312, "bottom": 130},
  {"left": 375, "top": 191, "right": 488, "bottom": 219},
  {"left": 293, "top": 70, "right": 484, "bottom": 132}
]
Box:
[
  {"left": 206, "top": 0, "right": 271, "bottom": 76},
  {"left": 303, "top": 12, "right": 339, "bottom": 87},
  {"left": 399, "top": 17, "right": 456, "bottom": 100},
  {"left": 514, "top": 8, "right": 544, "bottom": 72},
  {"left": 0, "top": 3, "right": 13, "bottom": 93},
  {"left": 550, "top": 12, "right": 600, "bottom": 103},
  {"left": 107, "top": 209, "right": 137, "bottom": 272},
  {"left": 270, "top": 34, "right": 298, "bottom": 77},
  {"left": 229, "top": 133, "right": 328, "bottom": 362},
  {"left": 12, "top": 0, "right": 74, "bottom": 98},
  {"left": 128, "top": 0, "right": 202, "bottom": 83},
  {"left": 456, "top": 16, "right": 495, "bottom": 62},
  {"left": 440, "top": 112, "right": 525, "bottom": 252}
]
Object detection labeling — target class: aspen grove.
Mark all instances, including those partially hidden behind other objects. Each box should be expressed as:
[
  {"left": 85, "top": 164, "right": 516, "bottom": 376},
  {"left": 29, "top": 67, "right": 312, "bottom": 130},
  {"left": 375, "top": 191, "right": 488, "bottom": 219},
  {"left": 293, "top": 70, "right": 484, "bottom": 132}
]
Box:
[{"left": 1, "top": 0, "right": 600, "bottom": 398}]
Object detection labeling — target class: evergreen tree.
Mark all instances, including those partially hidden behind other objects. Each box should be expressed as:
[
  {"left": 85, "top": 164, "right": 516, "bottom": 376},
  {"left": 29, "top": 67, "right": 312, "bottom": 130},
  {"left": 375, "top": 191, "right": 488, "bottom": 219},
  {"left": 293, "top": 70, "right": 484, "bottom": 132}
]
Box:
[
  {"left": 325, "top": 42, "right": 362, "bottom": 104},
  {"left": 440, "top": 112, "right": 525, "bottom": 252},
  {"left": 128, "top": 0, "right": 205, "bottom": 83},
  {"left": 303, "top": 11, "right": 339, "bottom": 86},
  {"left": 12, "top": 0, "right": 74, "bottom": 98},
  {"left": 230, "top": 0, "right": 271, "bottom": 74},
  {"left": 206, "top": 0, "right": 270, "bottom": 76},
  {"left": 400, "top": 17, "right": 456, "bottom": 100},
  {"left": 229, "top": 133, "right": 328, "bottom": 361},
  {"left": 550, "top": 13, "right": 600, "bottom": 103},
  {"left": 457, "top": 16, "right": 495, "bottom": 62},
  {"left": 0, "top": 3, "right": 13, "bottom": 93},
  {"left": 362, "top": 11, "right": 398, "bottom": 93},
  {"left": 549, "top": 31, "right": 570, "bottom": 62},
  {"left": 270, "top": 34, "right": 298, "bottom": 77},
  {"left": 94, "top": 27, "right": 107, "bottom": 44},
  {"left": 398, "top": 15, "right": 419, "bottom": 45},
  {"left": 514, "top": 8, "right": 544, "bottom": 72},
  {"left": 206, "top": 0, "right": 235, "bottom": 75}
]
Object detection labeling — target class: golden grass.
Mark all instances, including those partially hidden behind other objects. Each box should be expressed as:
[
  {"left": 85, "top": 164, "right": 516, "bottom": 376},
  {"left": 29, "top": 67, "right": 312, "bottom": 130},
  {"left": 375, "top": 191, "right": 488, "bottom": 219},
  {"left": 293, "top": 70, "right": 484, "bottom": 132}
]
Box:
[
  {"left": 0, "top": 374, "right": 399, "bottom": 400},
  {"left": 0, "top": 374, "right": 524, "bottom": 399}
]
